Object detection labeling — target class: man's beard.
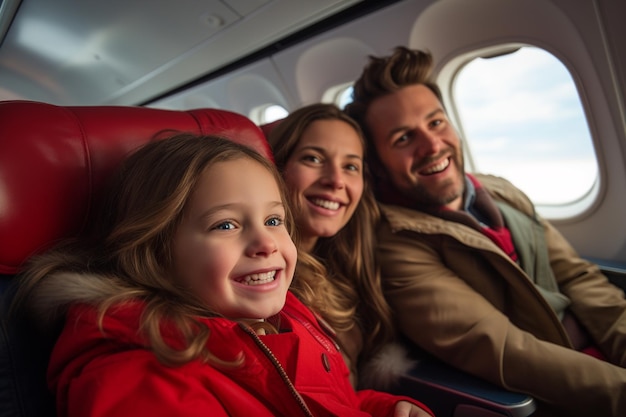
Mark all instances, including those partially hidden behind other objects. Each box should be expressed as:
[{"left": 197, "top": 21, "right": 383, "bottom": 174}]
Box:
[
  {"left": 406, "top": 153, "right": 465, "bottom": 209},
  {"left": 409, "top": 177, "right": 463, "bottom": 208}
]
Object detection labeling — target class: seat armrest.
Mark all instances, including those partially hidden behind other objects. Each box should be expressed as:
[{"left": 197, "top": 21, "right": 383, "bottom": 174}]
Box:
[{"left": 392, "top": 357, "right": 536, "bottom": 417}]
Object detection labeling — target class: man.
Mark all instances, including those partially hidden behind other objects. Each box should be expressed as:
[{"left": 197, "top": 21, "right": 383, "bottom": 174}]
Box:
[{"left": 345, "top": 46, "right": 626, "bottom": 417}]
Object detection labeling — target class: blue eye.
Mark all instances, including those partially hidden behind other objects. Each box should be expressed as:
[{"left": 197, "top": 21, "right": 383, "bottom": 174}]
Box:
[
  {"left": 214, "top": 221, "right": 235, "bottom": 230},
  {"left": 266, "top": 216, "right": 283, "bottom": 227}
]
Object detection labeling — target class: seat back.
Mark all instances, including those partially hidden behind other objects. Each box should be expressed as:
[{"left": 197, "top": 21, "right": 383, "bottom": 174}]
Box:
[
  {"left": 259, "top": 118, "right": 283, "bottom": 139},
  {"left": 0, "top": 101, "right": 271, "bottom": 277},
  {"left": 0, "top": 100, "right": 272, "bottom": 417}
]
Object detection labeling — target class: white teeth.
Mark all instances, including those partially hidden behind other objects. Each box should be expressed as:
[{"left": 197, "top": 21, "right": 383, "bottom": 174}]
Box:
[
  {"left": 239, "top": 270, "right": 276, "bottom": 286},
  {"left": 312, "top": 198, "right": 340, "bottom": 210},
  {"left": 423, "top": 158, "right": 450, "bottom": 175}
]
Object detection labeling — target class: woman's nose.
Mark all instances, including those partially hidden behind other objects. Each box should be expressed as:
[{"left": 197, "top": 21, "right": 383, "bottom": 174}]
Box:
[{"left": 319, "top": 164, "right": 345, "bottom": 189}]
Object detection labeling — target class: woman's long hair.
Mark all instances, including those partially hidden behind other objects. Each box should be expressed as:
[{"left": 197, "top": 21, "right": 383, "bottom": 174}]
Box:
[
  {"left": 268, "top": 103, "right": 393, "bottom": 364},
  {"left": 11, "top": 134, "right": 294, "bottom": 366}
]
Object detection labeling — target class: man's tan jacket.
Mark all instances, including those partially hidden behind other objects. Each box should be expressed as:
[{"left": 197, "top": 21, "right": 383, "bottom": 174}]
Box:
[{"left": 378, "top": 174, "right": 626, "bottom": 416}]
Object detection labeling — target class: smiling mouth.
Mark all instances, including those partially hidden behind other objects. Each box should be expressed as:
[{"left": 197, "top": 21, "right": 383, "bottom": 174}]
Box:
[
  {"left": 237, "top": 270, "right": 276, "bottom": 285},
  {"left": 310, "top": 198, "right": 340, "bottom": 210},
  {"left": 420, "top": 158, "right": 450, "bottom": 175}
]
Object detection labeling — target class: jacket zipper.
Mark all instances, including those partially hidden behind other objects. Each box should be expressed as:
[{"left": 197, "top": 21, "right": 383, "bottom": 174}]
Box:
[
  {"left": 283, "top": 309, "right": 340, "bottom": 352},
  {"left": 239, "top": 323, "right": 315, "bottom": 417}
]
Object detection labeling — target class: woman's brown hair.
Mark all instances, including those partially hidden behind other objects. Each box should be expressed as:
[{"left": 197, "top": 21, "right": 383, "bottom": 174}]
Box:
[{"left": 268, "top": 103, "right": 393, "bottom": 366}]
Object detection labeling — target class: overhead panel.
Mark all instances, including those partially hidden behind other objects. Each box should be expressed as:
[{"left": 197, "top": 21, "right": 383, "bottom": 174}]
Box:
[
  {"left": 224, "top": 0, "right": 271, "bottom": 16},
  {"left": 0, "top": 0, "right": 363, "bottom": 105}
]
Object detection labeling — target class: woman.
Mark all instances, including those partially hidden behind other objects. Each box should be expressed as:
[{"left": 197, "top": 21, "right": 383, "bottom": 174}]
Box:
[{"left": 267, "top": 103, "right": 395, "bottom": 386}]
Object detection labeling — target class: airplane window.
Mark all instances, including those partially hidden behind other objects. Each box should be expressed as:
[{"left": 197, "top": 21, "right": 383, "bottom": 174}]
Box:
[
  {"left": 323, "top": 82, "right": 353, "bottom": 109},
  {"left": 337, "top": 86, "right": 353, "bottom": 109},
  {"left": 454, "top": 46, "right": 598, "bottom": 207},
  {"left": 253, "top": 104, "right": 288, "bottom": 124}
]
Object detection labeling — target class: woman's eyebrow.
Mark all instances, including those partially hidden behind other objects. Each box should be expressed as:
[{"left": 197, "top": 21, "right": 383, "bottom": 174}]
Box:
[{"left": 297, "top": 145, "right": 362, "bottom": 160}]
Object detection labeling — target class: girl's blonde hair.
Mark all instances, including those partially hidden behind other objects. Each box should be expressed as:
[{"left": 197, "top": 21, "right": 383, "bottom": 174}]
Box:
[
  {"left": 11, "top": 134, "right": 294, "bottom": 366},
  {"left": 267, "top": 103, "right": 393, "bottom": 364}
]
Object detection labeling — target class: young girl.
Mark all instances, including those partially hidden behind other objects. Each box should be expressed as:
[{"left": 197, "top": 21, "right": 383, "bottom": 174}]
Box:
[
  {"left": 267, "top": 104, "right": 396, "bottom": 387},
  {"left": 11, "top": 134, "right": 432, "bottom": 417}
]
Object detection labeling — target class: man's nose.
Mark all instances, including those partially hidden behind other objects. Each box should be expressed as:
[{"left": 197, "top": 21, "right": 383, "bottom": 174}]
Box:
[{"left": 415, "top": 130, "right": 444, "bottom": 158}]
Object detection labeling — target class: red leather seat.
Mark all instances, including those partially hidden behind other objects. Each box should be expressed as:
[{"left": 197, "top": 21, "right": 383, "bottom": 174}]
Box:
[
  {"left": 0, "top": 101, "right": 271, "bottom": 275},
  {"left": 259, "top": 118, "right": 283, "bottom": 139},
  {"left": 0, "top": 101, "right": 274, "bottom": 417}
]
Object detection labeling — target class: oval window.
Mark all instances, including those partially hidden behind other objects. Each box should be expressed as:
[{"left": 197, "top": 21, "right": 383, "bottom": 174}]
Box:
[{"left": 454, "top": 46, "right": 598, "bottom": 207}]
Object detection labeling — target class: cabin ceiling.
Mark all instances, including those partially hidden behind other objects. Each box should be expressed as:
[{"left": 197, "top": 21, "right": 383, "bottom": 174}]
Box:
[{"left": 0, "top": 0, "right": 363, "bottom": 105}]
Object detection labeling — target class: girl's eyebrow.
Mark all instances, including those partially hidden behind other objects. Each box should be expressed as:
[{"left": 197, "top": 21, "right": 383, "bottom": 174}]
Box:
[
  {"left": 199, "top": 201, "right": 286, "bottom": 220},
  {"left": 199, "top": 203, "right": 237, "bottom": 219},
  {"left": 267, "top": 201, "right": 287, "bottom": 211}
]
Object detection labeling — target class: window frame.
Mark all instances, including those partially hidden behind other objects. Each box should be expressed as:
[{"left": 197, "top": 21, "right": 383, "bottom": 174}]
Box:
[{"left": 438, "top": 43, "right": 602, "bottom": 221}]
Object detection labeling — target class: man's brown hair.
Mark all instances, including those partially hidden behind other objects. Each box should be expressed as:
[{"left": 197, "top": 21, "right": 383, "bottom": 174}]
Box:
[{"left": 345, "top": 46, "right": 442, "bottom": 138}]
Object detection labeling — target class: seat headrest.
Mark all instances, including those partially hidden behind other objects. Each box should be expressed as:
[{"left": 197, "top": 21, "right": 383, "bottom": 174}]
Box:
[
  {"left": 259, "top": 119, "right": 284, "bottom": 139},
  {"left": 0, "top": 101, "right": 272, "bottom": 274}
]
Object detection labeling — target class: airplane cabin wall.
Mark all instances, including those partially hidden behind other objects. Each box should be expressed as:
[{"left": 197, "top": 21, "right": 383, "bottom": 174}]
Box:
[
  {"left": 404, "top": 0, "right": 626, "bottom": 263},
  {"left": 150, "top": 0, "right": 626, "bottom": 265}
]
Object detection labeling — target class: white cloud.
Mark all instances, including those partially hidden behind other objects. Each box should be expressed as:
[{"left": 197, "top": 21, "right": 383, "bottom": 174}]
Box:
[{"left": 456, "top": 46, "right": 597, "bottom": 205}]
